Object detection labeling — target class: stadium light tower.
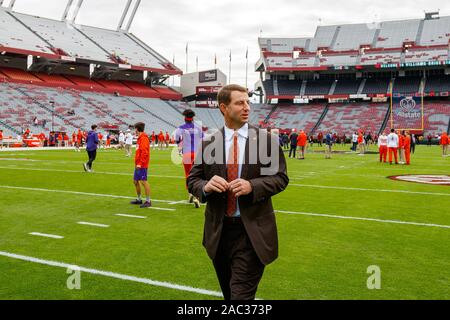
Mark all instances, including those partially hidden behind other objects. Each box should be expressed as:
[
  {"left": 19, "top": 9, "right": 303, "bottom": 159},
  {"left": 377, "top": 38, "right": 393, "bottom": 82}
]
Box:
[
  {"left": 62, "top": 0, "right": 74, "bottom": 21},
  {"left": 117, "top": 0, "right": 133, "bottom": 31},
  {"left": 62, "top": 0, "right": 83, "bottom": 23},
  {"left": 125, "top": 0, "right": 141, "bottom": 32},
  {"left": 7, "top": 0, "right": 16, "bottom": 10}
]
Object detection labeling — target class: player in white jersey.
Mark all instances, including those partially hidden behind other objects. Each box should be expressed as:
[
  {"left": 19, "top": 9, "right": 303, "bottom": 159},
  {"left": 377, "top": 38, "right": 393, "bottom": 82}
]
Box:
[
  {"left": 387, "top": 129, "right": 399, "bottom": 165},
  {"left": 378, "top": 132, "right": 388, "bottom": 163}
]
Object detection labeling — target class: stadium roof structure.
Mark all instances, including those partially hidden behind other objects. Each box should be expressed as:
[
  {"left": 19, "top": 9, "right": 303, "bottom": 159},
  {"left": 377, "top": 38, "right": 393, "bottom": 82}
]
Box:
[
  {"left": 0, "top": 5, "right": 182, "bottom": 79},
  {"left": 256, "top": 13, "right": 450, "bottom": 73}
]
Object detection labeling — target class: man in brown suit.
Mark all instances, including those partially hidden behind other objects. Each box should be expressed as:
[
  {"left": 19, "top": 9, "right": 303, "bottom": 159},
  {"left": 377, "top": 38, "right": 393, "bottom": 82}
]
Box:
[{"left": 187, "top": 84, "right": 289, "bottom": 300}]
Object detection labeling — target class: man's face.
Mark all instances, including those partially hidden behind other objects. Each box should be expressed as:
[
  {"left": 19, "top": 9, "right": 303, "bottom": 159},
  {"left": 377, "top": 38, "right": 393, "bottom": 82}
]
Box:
[{"left": 220, "top": 91, "right": 250, "bottom": 126}]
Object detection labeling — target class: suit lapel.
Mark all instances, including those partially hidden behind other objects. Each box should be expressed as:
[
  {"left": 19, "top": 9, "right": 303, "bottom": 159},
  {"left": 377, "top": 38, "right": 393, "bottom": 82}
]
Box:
[
  {"left": 219, "top": 127, "right": 227, "bottom": 178},
  {"left": 240, "top": 135, "right": 250, "bottom": 179}
]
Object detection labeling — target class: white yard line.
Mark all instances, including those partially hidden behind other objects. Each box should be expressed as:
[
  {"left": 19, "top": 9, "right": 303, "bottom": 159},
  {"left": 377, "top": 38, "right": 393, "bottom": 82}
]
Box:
[
  {"left": 0, "top": 250, "right": 224, "bottom": 298},
  {"left": 2, "top": 185, "right": 447, "bottom": 229},
  {"left": 0, "top": 185, "right": 193, "bottom": 205},
  {"left": 115, "top": 214, "right": 147, "bottom": 219},
  {"left": 0, "top": 166, "right": 184, "bottom": 179},
  {"left": 276, "top": 210, "right": 450, "bottom": 229},
  {"left": 148, "top": 207, "right": 176, "bottom": 212},
  {"left": 77, "top": 222, "right": 110, "bottom": 228},
  {"left": 29, "top": 232, "right": 64, "bottom": 239},
  {"left": 289, "top": 184, "right": 450, "bottom": 196}
]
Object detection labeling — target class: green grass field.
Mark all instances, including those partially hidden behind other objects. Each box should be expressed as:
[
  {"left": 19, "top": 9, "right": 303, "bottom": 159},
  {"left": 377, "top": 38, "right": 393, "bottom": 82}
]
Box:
[{"left": 0, "top": 144, "right": 449, "bottom": 300}]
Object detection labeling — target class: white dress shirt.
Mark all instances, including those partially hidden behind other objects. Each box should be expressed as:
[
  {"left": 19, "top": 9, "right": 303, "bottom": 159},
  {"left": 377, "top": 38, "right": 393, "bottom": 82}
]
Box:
[{"left": 224, "top": 123, "right": 249, "bottom": 217}]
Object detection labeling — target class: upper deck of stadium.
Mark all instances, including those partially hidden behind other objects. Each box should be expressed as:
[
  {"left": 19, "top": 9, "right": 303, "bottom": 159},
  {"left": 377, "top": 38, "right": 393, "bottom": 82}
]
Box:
[
  {"left": 256, "top": 14, "right": 450, "bottom": 71},
  {"left": 0, "top": 7, "right": 181, "bottom": 75}
]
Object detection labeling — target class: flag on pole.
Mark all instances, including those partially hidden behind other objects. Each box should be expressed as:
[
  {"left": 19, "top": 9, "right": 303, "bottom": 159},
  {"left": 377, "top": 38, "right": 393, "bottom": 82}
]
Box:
[
  {"left": 229, "top": 49, "right": 232, "bottom": 62},
  {"left": 214, "top": 54, "right": 217, "bottom": 67},
  {"left": 185, "top": 42, "right": 188, "bottom": 54},
  {"left": 245, "top": 47, "right": 248, "bottom": 59}
]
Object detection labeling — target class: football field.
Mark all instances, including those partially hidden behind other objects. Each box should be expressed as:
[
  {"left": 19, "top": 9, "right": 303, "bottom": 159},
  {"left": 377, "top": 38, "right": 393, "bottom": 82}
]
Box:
[{"left": 0, "top": 144, "right": 449, "bottom": 300}]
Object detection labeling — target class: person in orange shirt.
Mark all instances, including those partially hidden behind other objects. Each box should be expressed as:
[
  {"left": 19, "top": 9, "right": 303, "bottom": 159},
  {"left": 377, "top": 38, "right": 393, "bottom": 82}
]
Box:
[
  {"left": 38, "top": 132, "right": 45, "bottom": 147},
  {"left": 63, "top": 133, "right": 69, "bottom": 147},
  {"left": 106, "top": 134, "right": 111, "bottom": 148},
  {"left": 130, "top": 122, "right": 151, "bottom": 208},
  {"left": 357, "top": 131, "right": 365, "bottom": 155},
  {"left": 72, "top": 132, "right": 76, "bottom": 147},
  {"left": 0, "top": 130, "right": 3, "bottom": 149},
  {"left": 158, "top": 131, "right": 165, "bottom": 150},
  {"left": 150, "top": 131, "right": 156, "bottom": 149},
  {"left": 57, "top": 133, "right": 63, "bottom": 147},
  {"left": 440, "top": 132, "right": 449, "bottom": 157},
  {"left": 397, "top": 130, "right": 405, "bottom": 164},
  {"left": 76, "top": 129, "right": 83, "bottom": 152},
  {"left": 165, "top": 131, "right": 170, "bottom": 149},
  {"left": 98, "top": 132, "right": 104, "bottom": 149},
  {"left": 297, "top": 130, "right": 308, "bottom": 159},
  {"left": 404, "top": 131, "right": 412, "bottom": 165}
]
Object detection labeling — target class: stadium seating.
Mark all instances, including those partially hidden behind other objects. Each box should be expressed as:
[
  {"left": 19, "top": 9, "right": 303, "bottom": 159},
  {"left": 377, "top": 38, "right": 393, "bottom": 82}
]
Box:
[
  {"left": 1, "top": 68, "right": 43, "bottom": 83},
  {"left": 333, "top": 78, "right": 362, "bottom": 95},
  {"left": 265, "top": 55, "right": 294, "bottom": 69},
  {"left": 308, "top": 25, "right": 338, "bottom": 51},
  {"left": 332, "top": 24, "right": 377, "bottom": 51},
  {"left": 375, "top": 19, "right": 421, "bottom": 48},
  {"left": 12, "top": 12, "right": 110, "bottom": 62},
  {"left": 419, "top": 16, "right": 450, "bottom": 46},
  {"left": 362, "top": 78, "right": 390, "bottom": 95},
  {"left": 78, "top": 25, "right": 167, "bottom": 69},
  {"left": 304, "top": 79, "right": 334, "bottom": 95},
  {"left": 0, "top": 9, "right": 54, "bottom": 55},
  {"left": 424, "top": 75, "right": 450, "bottom": 93},
  {"left": 392, "top": 77, "right": 422, "bottom": 94},
  {"left": 249, "top": 104, "right": 273, "bottom": 125},
  {"left": 293, "top": 54, "right": 316, "bottom": 67},
  {"left": 267, "top": 104, "right": 327, "bottom": 132},
  {"left": 262, "top": 80, "right": 275, "bottom": 96},
  {"left": 423, "top": 101, "right": 450, "bottom": 135},
  {"left": 277, "top": 80, "right": 301, "bottom": 96},
  {"left": 317, "top": 103, "right": 389, "bottom": 135},
  {"left": 259, "top": 38, "right": 309, "bottom": 52},
  {"left": 404, "top": 48, "right": 449, "bottom": 63},
  {"left": 0, "top": 82, "right": 69, "bottom": 132},
  {"left": 360, "top": 49, "right": 402, "bottom": 65},
  {"left": 319, "top": 53, "right": 358, "bottom": 66}
]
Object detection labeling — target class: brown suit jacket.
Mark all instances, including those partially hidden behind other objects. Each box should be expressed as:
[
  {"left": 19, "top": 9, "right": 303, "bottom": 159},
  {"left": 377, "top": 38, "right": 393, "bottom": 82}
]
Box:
[{"left": 187, "top": 125, "right": 289, "bottom": 265}]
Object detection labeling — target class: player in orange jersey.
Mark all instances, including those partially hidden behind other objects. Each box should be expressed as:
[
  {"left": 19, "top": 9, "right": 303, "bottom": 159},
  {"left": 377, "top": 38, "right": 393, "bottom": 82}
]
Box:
[
  {"left": 297, "top": 130, "right": 308, "bottom": 159},
  {"left": 130, "top": 122, "right": 152, "bottom": 208}
]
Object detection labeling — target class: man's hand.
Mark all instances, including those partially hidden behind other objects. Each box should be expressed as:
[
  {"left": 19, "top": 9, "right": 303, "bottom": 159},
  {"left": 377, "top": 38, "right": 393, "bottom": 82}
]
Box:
[
  {"left": 229, "top": 179, "right": 253, "bottom": 197},
  {"left": 204, "top": 175, "right": 229, "bottom": 193},
  {"left": 136, "top": 165, "right": 141, "bottom": 169}
]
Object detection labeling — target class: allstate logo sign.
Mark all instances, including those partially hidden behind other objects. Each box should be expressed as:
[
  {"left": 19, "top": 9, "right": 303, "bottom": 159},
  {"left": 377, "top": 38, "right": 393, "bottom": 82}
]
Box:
[
  {"left": 396, "top": 98, "right": 421, "bottom": 119},
  {"left": 400, "top": 98, "right": 416, "bottom": 112},
  {"left": 389, "top": 175, "right": 450, "bottom": 186}
]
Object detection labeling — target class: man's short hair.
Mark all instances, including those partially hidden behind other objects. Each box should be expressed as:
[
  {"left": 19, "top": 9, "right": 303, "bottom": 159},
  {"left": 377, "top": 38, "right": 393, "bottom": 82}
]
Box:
[
  {"left": 217, "top": 84, "right": 248, "bottom": 106},
  {"left": 134, "top": 122, "right": 145, "bottom": 133},
  {"left": 182, "top": 109, "right": 196, "bottom": 119},
  {"left": 391, "top": 129, "right": 395, "bottom": 133},
  {"left": 91, "top": 125, "right": 97, "bottom": 130}
]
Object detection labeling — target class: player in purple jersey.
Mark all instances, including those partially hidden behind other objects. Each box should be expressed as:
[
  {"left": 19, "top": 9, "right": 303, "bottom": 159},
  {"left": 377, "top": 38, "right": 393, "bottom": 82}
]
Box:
[{"left": 175, "top": 109, "right": 204, "bottom": 208}]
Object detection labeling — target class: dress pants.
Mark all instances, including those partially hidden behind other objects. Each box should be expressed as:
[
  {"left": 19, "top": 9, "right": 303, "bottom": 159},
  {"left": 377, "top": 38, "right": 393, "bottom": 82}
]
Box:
[{"left": 213, "top": 218, "right": 265, "bottom": 300}]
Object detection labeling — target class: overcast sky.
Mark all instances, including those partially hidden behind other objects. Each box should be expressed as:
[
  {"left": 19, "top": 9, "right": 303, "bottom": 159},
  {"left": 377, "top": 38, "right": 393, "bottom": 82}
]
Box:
[{"left": 7, "top": 0, "right": 450, "bottom": 89}]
